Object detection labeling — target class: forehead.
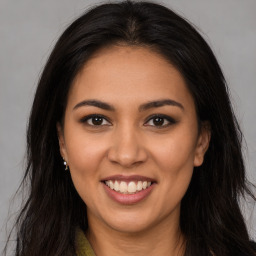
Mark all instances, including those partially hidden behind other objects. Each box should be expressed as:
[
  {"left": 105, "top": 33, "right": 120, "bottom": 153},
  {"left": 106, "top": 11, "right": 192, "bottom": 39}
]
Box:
[{"left": 67, "top": 45, "right": 195, "bottom": 111}]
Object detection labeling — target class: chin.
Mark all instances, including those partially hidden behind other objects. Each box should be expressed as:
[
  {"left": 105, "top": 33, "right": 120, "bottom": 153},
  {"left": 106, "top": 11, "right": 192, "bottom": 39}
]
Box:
[{"left": 101, "top": 211, "right": 159, "bottom": 234}]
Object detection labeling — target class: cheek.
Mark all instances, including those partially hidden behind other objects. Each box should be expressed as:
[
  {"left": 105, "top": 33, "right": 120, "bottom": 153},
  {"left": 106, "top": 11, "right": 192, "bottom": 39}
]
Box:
[
  {"left": 65, "top": 126, "right": 106, "bottom": 170},
  {"left": 66, "top": 137, "right": 107, "bottom": 208},
  {"left": 150, "top": 132, "right": 197, "bottom": 197},
  {"left": 64, "top": 130, "right": 108, "bottom": 196},
  {"left": 154, "top": 143, "right": 194, "bottom": 211},
  {"left": 152, "top": 133, "right": 197, "bottom": 173}
]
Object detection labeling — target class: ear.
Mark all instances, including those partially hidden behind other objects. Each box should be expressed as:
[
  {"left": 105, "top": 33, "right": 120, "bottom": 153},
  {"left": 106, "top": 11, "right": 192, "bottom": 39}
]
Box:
[
  {"left": 56, "top": 122, "right": 68, "bottom": 162},
  {"left": 194, "top": 121, "right": 211, "bottom": 167}
]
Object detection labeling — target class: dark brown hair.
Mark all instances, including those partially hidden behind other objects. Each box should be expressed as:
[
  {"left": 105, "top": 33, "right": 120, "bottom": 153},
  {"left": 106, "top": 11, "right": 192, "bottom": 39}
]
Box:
[{"left": 4, "top": 1, "right": 255, "bottom": 255}]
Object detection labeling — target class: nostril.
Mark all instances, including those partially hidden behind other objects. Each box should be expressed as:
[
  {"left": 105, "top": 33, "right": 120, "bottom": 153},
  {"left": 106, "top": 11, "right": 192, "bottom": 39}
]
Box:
[{"left": 107, "top": 146, "right": 148, "bottom": 167}]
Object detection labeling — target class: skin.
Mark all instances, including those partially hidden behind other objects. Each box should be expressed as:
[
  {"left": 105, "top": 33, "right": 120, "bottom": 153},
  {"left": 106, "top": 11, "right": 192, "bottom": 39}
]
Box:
[{"left": 57, "top": 45, "right": 210, "bottom": 256}]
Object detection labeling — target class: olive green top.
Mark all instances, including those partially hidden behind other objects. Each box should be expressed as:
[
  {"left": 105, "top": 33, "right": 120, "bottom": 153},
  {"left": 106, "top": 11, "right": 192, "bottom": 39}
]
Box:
[{"left": 76, "top": 229, "right": 96, "bottom": 256}]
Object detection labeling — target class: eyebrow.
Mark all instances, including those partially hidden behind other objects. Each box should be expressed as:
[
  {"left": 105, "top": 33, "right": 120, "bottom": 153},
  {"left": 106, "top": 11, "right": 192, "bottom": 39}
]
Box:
[
  {"left": 138, "top": 99, "right": 184, "bottom": 112},
  {"left": 73, "top": 99, "right": 184, "bottom": 111},
  {"left": 73, "top": 100, "right": 115, "bottom": 111}
]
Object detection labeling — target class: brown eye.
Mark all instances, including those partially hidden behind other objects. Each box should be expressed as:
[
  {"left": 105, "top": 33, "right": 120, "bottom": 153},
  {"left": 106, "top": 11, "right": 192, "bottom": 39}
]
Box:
[
  {"left": 81, "top": 115, "right": 111, "bottom": 126},
  {"left": 145, "top": 114, "right": 176, "bottom": 128},
  {"left": 91, "top": 116, "right": 104, "bottom": 125},
  {"left": 152, "top": 117, "right": 164, "bottom": 126}
]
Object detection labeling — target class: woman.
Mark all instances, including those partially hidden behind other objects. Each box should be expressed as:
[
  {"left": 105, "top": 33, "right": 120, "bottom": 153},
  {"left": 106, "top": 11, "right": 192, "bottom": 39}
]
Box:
[{"left": 4, "top": 1, "right": 255, "bottom": 255}]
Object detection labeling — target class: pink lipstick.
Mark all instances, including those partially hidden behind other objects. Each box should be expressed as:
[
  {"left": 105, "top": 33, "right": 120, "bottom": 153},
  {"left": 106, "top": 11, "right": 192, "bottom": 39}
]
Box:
[{"left": 102, "top": 175, "right": 156, "bottom": 205}]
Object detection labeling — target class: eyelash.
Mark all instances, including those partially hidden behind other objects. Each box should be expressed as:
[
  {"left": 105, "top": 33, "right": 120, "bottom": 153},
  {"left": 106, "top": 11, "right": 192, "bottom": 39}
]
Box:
[
  {"left": 80, "top": 114, "right": 176, "bottom": 128},
  {"left": 80, "top": 114, "right": 111, "bottom": 126},
  {"left": 145, "top": 114, "right": 176, "bottom": 128}
]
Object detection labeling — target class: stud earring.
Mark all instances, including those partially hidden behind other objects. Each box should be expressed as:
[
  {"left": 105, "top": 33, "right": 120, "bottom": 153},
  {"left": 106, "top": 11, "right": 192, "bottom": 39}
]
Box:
[{"left": 63, "top": 159, "right": 69, "bottom": 170}]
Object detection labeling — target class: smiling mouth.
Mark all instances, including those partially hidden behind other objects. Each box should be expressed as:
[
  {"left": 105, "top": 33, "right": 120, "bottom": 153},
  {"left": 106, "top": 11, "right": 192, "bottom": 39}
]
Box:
[{"left": 104, "top": 180, "right": 153, "bottom": 194}]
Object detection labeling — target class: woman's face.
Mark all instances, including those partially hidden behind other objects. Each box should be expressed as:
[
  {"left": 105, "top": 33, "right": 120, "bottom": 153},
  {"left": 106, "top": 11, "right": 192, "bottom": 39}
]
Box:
[{"left": 58, "top": 45, "right": 210, "bottom": 234}]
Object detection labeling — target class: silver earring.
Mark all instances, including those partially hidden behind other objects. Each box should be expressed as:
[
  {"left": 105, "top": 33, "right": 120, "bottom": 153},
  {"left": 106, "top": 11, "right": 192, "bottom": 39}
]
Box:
[{"left": 63, "top": 159, "right": 68, "bottom": 170}]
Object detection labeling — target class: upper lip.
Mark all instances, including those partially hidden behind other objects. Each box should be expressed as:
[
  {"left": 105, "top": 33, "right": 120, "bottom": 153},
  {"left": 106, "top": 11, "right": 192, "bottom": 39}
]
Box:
[{"left": 101, "top": 175, "right": 156, "bottom": 183}]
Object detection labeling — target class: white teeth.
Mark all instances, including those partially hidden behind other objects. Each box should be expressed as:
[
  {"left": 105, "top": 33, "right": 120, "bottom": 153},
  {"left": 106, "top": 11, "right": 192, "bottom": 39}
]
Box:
[
  {"left": 119, "top": 181, "right": 128, "bottom": 193},
  {"left": 128, "top": 181, "right": 136, "bottom": 193},
  {"left": 142, "top": 181, "right": 147, "bottom": 189},
  {"left": 114, "top": 180, "right": 119, "bottom": 191},
  {"left": 109, "top": 180, "right": 114, "bottom": 189},
  {"left": 137, "top": 181, "right": 143, "bottom": 191},
  {"left": 105, "top": 180, "right": 153, "bottom": 194}
]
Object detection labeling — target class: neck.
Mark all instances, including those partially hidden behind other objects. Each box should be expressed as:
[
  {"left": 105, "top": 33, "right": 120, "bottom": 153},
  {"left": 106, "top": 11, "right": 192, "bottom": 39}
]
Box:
[{"left": 86, "top": 212, "right": 185, "bottom": 256}]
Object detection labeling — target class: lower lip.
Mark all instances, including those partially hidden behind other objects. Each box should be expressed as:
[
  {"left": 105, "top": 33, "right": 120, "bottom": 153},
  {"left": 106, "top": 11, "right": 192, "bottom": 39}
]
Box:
[{"left": 103, "top": 182, "right": 155, "bottom": 205}]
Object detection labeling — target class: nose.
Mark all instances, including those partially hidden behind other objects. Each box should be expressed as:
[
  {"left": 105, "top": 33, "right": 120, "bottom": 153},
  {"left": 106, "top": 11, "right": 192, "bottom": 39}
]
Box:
[{"left": 107, "top": 126, "right": 148, "bottom": 168}]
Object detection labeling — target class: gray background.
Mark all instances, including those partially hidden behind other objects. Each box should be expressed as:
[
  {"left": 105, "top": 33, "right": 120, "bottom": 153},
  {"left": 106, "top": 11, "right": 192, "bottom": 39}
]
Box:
[{"left": 1, "top": 0, "right": 256, "bottom": 252}]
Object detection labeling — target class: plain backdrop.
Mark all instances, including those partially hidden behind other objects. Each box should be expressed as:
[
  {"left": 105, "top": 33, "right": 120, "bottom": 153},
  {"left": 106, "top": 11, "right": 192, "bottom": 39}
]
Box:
[{"left": 1, "top": 0, "right": 256, "bottom": 252}]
